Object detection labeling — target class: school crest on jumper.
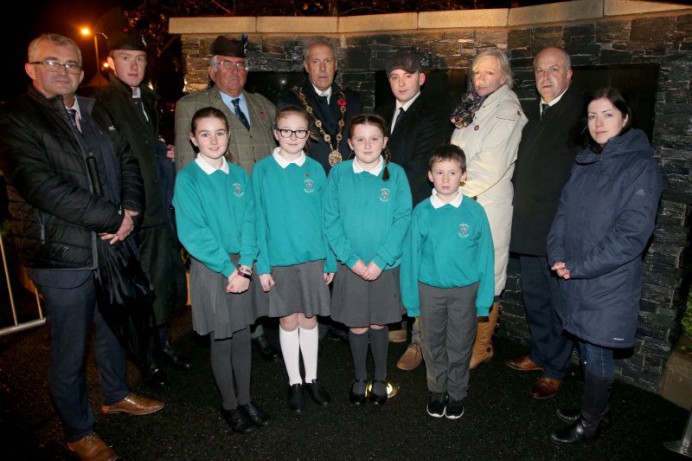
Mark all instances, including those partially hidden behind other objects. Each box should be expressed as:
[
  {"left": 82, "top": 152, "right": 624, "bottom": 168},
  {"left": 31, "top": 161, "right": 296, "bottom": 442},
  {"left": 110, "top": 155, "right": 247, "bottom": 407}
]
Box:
[
  {"left": 232, "top": 183, "right": 244, "bottom": 197},
  {"left": 458, "top": 223, "right": 469, "bottom": 238},
  {"left": 379, "top": 188, "right": 390, "bottom": 203},
  {"left": 304, "top": 178, "right": 315, "bottom": 193}
]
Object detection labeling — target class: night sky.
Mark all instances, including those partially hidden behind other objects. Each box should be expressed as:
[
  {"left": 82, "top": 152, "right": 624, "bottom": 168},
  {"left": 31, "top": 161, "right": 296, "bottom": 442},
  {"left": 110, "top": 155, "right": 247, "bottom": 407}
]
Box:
[{"left": 4, "top": 0, "right": 134, "bottom": 102}]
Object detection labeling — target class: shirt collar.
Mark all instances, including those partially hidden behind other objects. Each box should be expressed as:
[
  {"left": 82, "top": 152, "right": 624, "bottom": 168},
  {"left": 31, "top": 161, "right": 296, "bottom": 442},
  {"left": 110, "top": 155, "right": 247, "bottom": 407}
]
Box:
[
  {"left": 352, "top": 156, "right": 384, "bottom": 176},
  {"left": 430, "top": 187, "right": 463, "bottom": 209},
  {"left": 540, "top": 87, "right": 568, "bottom": 108},
  {"left": 220, "top": 91, "right": 245, "bottom": 106},
  {"left": 195, "top": 155, "right": 230, "bottom": 175},
  {"left": 65, "top": 100, "right": 82, "bottom": 120},
  {"left": 395, "top": 92, "right": 421, "bottom": 112},
  {"left": 272, "top": 146, "right": 306, "bottom": 168},
  {"left": 312, "top": 85, "right": 332, "bottom": 101},
  {"left": 132, "top": 87, "right": 142, "bottom": 98}
]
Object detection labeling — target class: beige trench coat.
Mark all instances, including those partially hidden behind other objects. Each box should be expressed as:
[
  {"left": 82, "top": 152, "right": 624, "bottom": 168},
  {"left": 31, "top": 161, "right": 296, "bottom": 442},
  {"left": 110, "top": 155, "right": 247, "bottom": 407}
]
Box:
[{"left": 450, "top": 84, "right": 527, "bottom": 296}]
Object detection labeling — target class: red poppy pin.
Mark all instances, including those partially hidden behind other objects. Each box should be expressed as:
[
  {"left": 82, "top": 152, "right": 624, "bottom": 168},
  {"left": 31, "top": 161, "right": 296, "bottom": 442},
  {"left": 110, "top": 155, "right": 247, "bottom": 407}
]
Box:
[
  {"left": 337, "top": 99, "right": 347, "bottom": 107},
  {"left": 260, "top": 111, "right": 265, "bottom": 121},
  {"left": 306, "top": 173, "right": 310, "bottom": 178}
]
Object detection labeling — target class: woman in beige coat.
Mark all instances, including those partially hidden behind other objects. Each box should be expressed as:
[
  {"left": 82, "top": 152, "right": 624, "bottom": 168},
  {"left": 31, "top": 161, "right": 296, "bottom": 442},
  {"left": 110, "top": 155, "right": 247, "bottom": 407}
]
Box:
[{"left": 449, "top": 49, "right": 527, "bottom": 368}]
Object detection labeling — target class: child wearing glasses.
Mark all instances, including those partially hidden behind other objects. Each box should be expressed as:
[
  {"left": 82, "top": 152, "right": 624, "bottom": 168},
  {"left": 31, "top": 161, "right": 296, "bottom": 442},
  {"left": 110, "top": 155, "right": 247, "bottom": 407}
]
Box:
[
  {"left": 323, "top": 113, "right": 412, "bottom": 406},
  {"left": 251, "top": 104, "right": 335, "bottom": 413},
  {"left": 173, "top": 107, "right": 269, "bottom": 434}
]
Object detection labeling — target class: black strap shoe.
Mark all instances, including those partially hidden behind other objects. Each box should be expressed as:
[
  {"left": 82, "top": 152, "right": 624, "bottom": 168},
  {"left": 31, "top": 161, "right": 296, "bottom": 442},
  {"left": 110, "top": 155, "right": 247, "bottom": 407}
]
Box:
[
  {"left": 305, "top": 379, "right": 331, "bottom": 406},
  {"left": 349, "top": 380, "right": 367, "bottom": 406},
  {"left": 239, "top": 402, "right": 269, "bottom": 427},
  {"left": 368, "top": 380, "right": 388, "bottom": 406},
  {"left": 221, "top": 408, "right": 255, "bottom": 434},
  {"left": 287, "top": 384, "right": 305, "bottom": 414}
]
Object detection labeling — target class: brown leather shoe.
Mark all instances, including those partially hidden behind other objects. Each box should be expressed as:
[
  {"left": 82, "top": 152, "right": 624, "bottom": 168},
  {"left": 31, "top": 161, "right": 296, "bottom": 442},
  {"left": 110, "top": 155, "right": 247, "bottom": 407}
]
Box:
[
  {"left": 67, "top": 433, "right": 118, "bottom": 461},
  {"left": 531, "top": 376, "right": 562, "bottom": 400},
  {"left": 388, "top": 329, "right": 408, "bottom": 343},
  {"left": 397, "top": 343, "right": 423, "bottom": 371},
  {"left": 505, "top": 355, "right": 543, "bottom": 372},
  {"left": 102, "top": 394, "right": 164, "bottom": 416}
]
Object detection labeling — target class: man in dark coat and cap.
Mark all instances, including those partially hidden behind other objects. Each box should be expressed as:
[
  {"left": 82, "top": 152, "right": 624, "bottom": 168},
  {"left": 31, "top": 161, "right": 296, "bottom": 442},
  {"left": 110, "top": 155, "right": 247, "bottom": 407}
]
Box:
[{"left": 96, "top": 29, "right": 190, "bottom": 387}]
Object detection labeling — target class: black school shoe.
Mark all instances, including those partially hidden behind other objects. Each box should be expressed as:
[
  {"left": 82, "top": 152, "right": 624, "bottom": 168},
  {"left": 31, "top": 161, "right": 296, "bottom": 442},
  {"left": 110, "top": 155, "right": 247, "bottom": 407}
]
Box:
[
  {"left": 239, "top": 402, "right": 269, "bottom": 427},
  {"left": 368, "top": 380, "right": 388, "bottom": 406},
  {"left": 221, "top": 408, "right": 255, "bottom": 434},
  {"left": 350, "top": 379, "right": 368, "bottom": 406},
  {"left": 305, "top": 379, "right": 331, "bottom": 406},
  {"left": 287, "top": 384, "right": 305, "bottom": 414}
]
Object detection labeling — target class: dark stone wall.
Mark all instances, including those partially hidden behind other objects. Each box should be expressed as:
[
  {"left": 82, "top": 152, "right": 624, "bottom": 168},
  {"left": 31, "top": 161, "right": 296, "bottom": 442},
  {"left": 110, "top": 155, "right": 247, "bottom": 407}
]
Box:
[{"left": 181, "top": 12, "right": 691, "bottom": 392}]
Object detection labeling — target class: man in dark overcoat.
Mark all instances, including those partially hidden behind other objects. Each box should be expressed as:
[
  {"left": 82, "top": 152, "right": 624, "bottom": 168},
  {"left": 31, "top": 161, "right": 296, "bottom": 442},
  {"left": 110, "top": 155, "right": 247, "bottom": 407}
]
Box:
[
  {"left": 507, "top": 47, "right": 584, "bottom": 400},
  {"left": 96, "top": 31, "right": 189, "bottom": 385}
]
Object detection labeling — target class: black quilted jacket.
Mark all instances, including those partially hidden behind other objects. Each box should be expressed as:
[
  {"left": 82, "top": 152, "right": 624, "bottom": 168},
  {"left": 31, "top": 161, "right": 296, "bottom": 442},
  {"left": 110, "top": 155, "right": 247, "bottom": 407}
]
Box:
[{"left": 0, "top": 85, "right": 142, "bottom": 269}]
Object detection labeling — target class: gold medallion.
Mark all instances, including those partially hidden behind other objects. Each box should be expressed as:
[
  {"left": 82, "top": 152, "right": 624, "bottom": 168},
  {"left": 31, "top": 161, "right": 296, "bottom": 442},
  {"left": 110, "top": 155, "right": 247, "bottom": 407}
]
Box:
[{"left": 328, "top": 150, "right": 343, "bottom": 167}]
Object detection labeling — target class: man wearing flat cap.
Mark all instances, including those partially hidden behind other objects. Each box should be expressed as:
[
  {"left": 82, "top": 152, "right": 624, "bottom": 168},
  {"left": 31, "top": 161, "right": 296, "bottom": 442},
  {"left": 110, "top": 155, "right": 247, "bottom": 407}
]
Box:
[
  {"left": 278, "top": 36, "right": 362, "bottom": 173},
  {"left": 96, "top": 30, "right": 189, "bottom": 387},
  {"left": 174, "top": 34, "right": 280, "bottom": 362},
  {"left": 376, "top": 51, "right": 451, "bottom": 368},
  {"left": 174, "top": 35, "right": 276, "bottom": 174}
]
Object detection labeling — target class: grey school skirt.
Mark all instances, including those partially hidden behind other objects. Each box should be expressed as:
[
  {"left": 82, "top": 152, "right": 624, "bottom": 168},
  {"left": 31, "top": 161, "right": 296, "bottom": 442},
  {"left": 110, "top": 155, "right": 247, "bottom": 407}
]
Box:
[
  {"left": 330, "top": 263, "right": 405, "bottom": 327},
  {"left": 189, "top": 255, "right": 268, "bottom": 340},
  {"left": 267, "top": 259, "right": 331, "bottom": 318}
]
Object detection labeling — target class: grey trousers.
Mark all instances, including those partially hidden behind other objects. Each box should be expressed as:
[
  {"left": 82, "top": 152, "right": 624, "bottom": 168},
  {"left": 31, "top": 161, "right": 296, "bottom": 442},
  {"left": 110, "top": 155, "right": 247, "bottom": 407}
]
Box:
[{"left": 418, "top": 282, "right": 478, "bottom": 401}]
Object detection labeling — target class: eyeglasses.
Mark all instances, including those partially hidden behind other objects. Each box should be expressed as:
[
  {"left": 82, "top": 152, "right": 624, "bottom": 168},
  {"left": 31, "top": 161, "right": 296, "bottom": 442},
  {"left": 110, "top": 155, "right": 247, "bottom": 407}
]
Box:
[
  {"left": 29, "top": 59, "right": 82, "bottom": 74},
  {"left": 277, "top": 128, "right": 309, "bottom": 139},
  {"left": 216, "top": 60, "right": 247, "bottom": 72}
]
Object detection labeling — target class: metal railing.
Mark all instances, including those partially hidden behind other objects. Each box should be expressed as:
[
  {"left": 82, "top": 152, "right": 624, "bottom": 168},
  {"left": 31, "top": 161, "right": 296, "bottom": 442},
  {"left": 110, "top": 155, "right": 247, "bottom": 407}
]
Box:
[{"left": 0, "top": 230, "right": 45, "bottom": 336}]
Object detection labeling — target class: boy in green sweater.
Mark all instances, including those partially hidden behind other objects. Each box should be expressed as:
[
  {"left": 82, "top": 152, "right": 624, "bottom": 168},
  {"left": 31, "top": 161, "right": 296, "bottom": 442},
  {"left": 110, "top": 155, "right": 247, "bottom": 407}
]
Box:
[{"left": 400, "top": 144, "right": 494, "bottom": 420}]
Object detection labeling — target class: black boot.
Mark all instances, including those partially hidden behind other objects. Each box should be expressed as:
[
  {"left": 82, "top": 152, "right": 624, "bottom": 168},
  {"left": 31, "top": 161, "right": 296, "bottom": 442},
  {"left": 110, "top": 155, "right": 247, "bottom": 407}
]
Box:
[
  {"left": 142, "top": 359, "right": 169, "bottom": 388},
  {"left": 556, "top": 407, "right": 611, "bottom": 429},
  {"left": 156, "top": 324, "right": 192, "bottom": 371},
  {"left": 252, "top": 334, "right": 281, "bottom": 362},
  {"left": 551, "top": 371, "right": 614, "bottom": 444}
]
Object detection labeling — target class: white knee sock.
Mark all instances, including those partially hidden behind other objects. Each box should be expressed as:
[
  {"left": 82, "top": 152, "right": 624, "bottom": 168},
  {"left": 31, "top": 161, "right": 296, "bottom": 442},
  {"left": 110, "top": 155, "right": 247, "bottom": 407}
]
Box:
[
  {"left": 279, "top": 326, "right": 302, "bottom": 385},
  {"left": 299, "top": 325, "right": 319, "bottom": 382}
]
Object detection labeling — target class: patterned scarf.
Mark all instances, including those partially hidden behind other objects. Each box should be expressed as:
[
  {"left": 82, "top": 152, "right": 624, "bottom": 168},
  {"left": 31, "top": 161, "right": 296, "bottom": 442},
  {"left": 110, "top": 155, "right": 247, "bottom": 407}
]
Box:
[{"left": 450, "top": 90, "right": 488, "bottom": 129}]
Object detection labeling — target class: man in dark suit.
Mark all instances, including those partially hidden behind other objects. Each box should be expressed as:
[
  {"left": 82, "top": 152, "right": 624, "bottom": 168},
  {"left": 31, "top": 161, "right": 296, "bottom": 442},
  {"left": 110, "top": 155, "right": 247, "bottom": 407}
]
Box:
[
  {"left": 96, "top": 30, "right": 189, "bottom": 387},
  {"left": 278, "top": 36, "right": 362, "bottom": 173},
  {"left": 376, "top": 52, "right": 450, "bottom": 370},
  {"left": 507, "top": 47, "right": 584, "bottom": 400}
]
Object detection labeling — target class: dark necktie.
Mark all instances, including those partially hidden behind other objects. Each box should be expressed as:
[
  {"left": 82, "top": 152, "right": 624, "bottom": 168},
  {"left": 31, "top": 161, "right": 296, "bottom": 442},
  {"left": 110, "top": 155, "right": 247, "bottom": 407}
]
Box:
[
  {"left": 318, "top": 95, "right": 329, "bottom": 105},
  {"left": 232, "top": 98, "right": 250, "bottom": 130},
  {"left": 393, "top": 107, "right": 405, "bottom": 130},
  {"left": 66, "top": 108, "right": 81, "bottom": 133},
  {"left": 541, "top": 103, "right": 550, "bottom": 119}
]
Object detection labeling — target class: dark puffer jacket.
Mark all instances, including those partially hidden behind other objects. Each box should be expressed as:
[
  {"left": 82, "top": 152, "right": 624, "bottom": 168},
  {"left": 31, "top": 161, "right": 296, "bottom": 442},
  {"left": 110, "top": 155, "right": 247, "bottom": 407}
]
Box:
[
  {"left": 546, "top": 129, "right": 662, "bottom": 348},
  {"left": 0, "top": 85, "right": 142, "bottom": 269}
]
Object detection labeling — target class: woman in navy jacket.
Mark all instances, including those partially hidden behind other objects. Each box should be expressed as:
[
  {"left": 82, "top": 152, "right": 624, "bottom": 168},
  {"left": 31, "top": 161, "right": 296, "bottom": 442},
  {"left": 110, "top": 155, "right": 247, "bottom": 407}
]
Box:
[{"left": 546, "top": 88, "right": 662, "bottom": 444}]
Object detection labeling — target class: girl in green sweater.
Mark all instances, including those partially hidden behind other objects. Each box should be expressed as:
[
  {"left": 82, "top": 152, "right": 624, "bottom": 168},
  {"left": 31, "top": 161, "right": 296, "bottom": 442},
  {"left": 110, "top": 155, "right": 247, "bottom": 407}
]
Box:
[
  {"left": 173, "top": 107, "right": 268, "bottom": 434},
  {"left": 324, "top": 113, "right": 412, "bottom": 406},
  {"left": 252, "top": 105, "right": 335, "bottom": 413}
]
